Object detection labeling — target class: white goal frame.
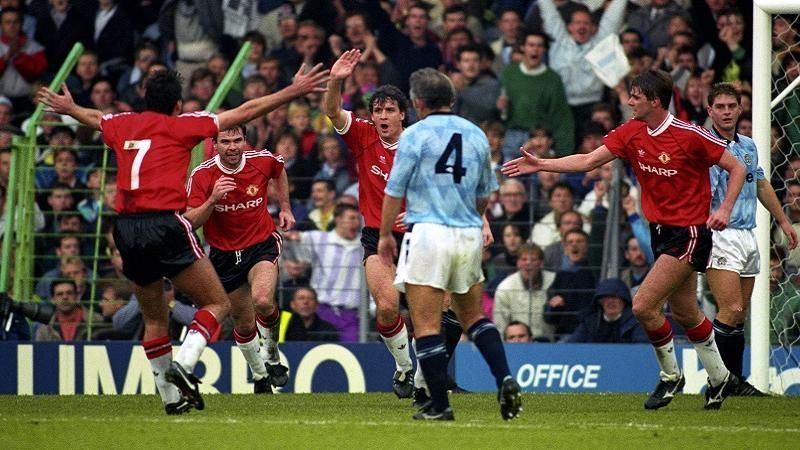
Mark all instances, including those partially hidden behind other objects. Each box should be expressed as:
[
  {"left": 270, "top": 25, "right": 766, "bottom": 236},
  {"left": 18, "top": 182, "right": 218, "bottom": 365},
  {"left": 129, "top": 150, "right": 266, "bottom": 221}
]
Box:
[{"left": 752, "top": 0, "right": 800, "bottom": 392}]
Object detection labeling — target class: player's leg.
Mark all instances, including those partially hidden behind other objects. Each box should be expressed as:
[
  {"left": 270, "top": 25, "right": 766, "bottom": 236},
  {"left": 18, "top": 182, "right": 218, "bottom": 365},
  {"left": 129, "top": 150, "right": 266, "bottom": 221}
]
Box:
[
  {"left": 365, "top": 255, "right": 413, "bottom": 398},
  {"left": 451, "top": 282, "right": 521, "bottom": 421},
  {"left": 405, "top": 283, "right": 451, "bottom": 420},
  {"left": 249, "top": 260, "right": 289, "bottom": 386},
  {"left": 135, "top": 279, "right": 189, "bottom": 414},
  {"left": 228, "top": 285, "right": 271, "bottom": 393},
  {"left": 632, "top": 254, "right": 691, "bottom": 409},
  {"left": 707, "top": 268, "right": 746, "bottom": 375}
]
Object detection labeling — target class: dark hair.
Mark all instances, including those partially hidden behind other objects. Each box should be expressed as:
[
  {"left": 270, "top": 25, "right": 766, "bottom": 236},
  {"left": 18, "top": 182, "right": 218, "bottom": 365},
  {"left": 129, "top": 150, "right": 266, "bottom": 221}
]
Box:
[
  {"left": 243, "top": 30, "right": 267, "bottom": 48},
  {"left": 446, "top": 26, "right": 473, "bottom": 44},
  {"left": 409, "top": 68, "right": 455, "bottom": 110},
  {"left": 707, "top": 82, "right": 741, "bottom": 107},
  {"left": 144, "top": 71, "right": 183, "bottom": 114},
  {"left": 556, "top": 209, "right": 582, "bottom": 228},
  {"left": 50, "top": 182, "right": 73, "bottom": 194},
  {"left": 312, "top": 178, "right": 336, "bottom": 192},
  {"left": 51, "top": 279, "right": 77, "bottom": 297},
  {"left": 292, "top": 286, "right": 319, "bottom": 302},
  {"left": 569, "top": 4, "right": 593, "bottom": 24},
  {"left": 456, "top": 43, "right": 483, "bottom": 62},
  {"left": 369, "top": 85, "right": 409, "bottom": 126},
  {"left": 548, "top": 181, "right": 575, "bottom": 200},
  {"left": 517, "top": 242, "right": 544, "bottom": 260},
  {"left": 630, "top": 70, "right": 673, "bottom": 109},
  {"left": 52, "top": 147, "right": 78, "bottom": 162},
  {"left": 214, "top": 125, "right": 247, "bottom": 142},
  {"left": 344, "top": 9, "right": 372, "bottom": 30},
  {"left": 0, "top": 7, "right": 21, "bottom": 23},
  {"left": 620, "top": 28, "right": 642, "bottom": 41},
  {"left": 521, "top": 31, "right": 550, "bottom": 51},
  {"left": 443, "top": 4, "right": 467, "bottom": 20},
  {"left": 504, "top": 320, "right": 532, "bottom": 338},
  {"left": 333, "top": 203, "right": 359, "bottom": 218}
]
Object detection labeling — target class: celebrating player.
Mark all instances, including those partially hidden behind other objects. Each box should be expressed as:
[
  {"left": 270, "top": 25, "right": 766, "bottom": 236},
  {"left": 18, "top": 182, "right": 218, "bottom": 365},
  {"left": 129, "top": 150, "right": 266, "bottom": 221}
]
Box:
[
  {"left": 705, "top": 83, "right": 798, "bottom": 395},
  {"left": 503, "top": 70, "right": 747, "bottom": 410},
  {"left": 38, "top": 65, "right": 328, "bottom": 414},
  {"left": 378, "top": 68, "right": 522, "bottom": 421},
  {"left": 185, "top": 125, "right": 295, "bottom": 394}
]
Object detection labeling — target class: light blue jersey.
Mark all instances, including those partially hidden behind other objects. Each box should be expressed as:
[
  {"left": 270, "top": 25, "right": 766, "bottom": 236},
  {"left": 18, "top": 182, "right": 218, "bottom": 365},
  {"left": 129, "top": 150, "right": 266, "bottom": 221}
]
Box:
[
  {"left": 709, "top": 132, "right": 764, "bottom": 230},
  {"left": 385, "top": 112, "right": 499, "bottom": 228}
]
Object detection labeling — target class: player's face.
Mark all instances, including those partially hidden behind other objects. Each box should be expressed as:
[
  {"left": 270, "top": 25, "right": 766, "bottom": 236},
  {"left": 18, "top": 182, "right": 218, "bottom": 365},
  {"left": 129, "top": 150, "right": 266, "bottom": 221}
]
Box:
[
  {"left": 371, "top": 99, "right": 404, "bottom": 142},
  {"left": 627, "top": 87, "right": 656, "bottom": 121},
  {"left": 708, "top": 94, "right": 741, "bottom": 134},
  {"left": 215, "top": 129, "right": 245, "bottom": 168}
]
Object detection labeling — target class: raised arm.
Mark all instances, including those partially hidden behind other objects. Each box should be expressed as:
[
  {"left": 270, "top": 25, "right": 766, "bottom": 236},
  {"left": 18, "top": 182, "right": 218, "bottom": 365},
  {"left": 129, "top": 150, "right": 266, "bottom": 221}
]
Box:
[
  {"left": 501, "top": 145, "right": 616, "bottom": 177},
  {"left": 757, "top": 178, "right": 798, "bottom": 249},
  {"left": 218, "top": 63, "right": 330, "bottom": 131},
  {"left": 323, "top": 49, "right": 361, "bottom": 130},
  {"left": 38, "top": 83, "right": 103, "bottom": 130},
  {"left": 707, "top": 150, "right": 746, "bottom": 230}
]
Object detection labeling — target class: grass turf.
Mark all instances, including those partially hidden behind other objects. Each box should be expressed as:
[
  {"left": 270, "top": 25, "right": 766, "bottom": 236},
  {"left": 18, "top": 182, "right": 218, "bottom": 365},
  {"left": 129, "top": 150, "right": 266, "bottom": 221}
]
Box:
[{"left": 1, "top": 392, "right": 798, "bottom": 448}]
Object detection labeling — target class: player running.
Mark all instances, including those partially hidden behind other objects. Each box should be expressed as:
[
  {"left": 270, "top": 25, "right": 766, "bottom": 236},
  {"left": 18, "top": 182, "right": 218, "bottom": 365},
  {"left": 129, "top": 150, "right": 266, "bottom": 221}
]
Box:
[
  {"left": 38, "top": 66, "right": 328, "bottom": 413},
  {"left": 379, "top": 68, "right": 522, "bottom": 421},
  {"left": 503, "top": 70, "right": 747, "bottom": 410},
  {"left": 705, "top": 83, "right": 798, "bottom": 395},
  {"left": 185, "top": 125, "right": 295, "bottom": 394}
]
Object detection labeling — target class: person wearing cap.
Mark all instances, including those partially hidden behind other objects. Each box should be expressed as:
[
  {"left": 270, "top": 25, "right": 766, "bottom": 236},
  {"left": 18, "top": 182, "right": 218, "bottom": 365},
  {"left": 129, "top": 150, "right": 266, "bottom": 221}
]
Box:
[{"left": 566, "top": 278, "right": 648, "bottom": 343}]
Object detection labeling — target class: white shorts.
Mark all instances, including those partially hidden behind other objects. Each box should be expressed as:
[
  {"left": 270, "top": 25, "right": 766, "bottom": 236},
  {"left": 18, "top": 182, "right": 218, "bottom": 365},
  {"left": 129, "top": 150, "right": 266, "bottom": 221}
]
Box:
[
  {"left": 393, "top": 223, "right": 485, "bottom": 294},
  {"left": 707, "top": 228, "right": 759, "bottom": 276}
]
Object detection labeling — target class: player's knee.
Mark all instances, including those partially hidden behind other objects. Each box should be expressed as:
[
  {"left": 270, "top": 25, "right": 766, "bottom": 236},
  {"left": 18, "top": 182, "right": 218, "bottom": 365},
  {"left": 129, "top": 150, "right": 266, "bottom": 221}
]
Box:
[
  {"left": 252, "top": 292, "right": 275, "bottom": 311},
  {"left": 631, "top": 297, "right": 657, "bottom": 322},
  {"left": 728, "top": 304, "right": 747, "bottom": 323}
]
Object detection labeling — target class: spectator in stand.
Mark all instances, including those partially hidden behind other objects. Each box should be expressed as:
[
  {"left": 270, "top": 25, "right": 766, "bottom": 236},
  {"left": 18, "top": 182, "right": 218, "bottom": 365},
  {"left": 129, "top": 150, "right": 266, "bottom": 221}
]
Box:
[
  {"left": 769, "top": 247, "right": 800, "bottom": 346},
  {"left": 621, "top": 229, "right": 652, "bottom": 293},
  {"left": 0, "top": 0, "right": 35, "bottom": 38},
  {"left": 0, "top": 94, "right": 11, "bottom": 126},
  {"left": 241, "top": 31, "right": 267, "bottom": 80},
  {"left": 498, "top": 31, "right": 574, "bottom": 160},
  {"left": 90, "top": 0, "right": 133, "bottom": 82},
  {"left": 271, "top": 20, "right": 331, "bottom": 83},
  {"left": 775, "top": 180, "right": 800, "bottom": 270},
  {"left": 314, "top": 135, "right": 351, "bottom": 194},
  {"left": 35, "top": 254, "right": 95, "bottom": 301},
  {"left": 452, "top": 43, "right": 500, "bottom": 126},
  {"left": 158, "top": 0, "right": 222, "bottom": 90},
  {"left": 89, "top": 78, "right": 126, "bottom": 115},
  {"left": 116, "top": 41, "right": 158, "bottom": 102},
  {"left": 78, "top": 171, "right": 115, "bottom": 227},
  {"left": 538, "top": 0, "right": 627, "bottom": 127},
  {"left": 681, "top": 74, "right": 709, "bottom": 126},
  {"left": 493, "top": 243, "right": 556, "bottom": 342},
  {"left": 441, "top": 26, "right": 472, "bottom": 73},
  {"left": 620, "top": 28, "right": 643, "bottom": 57},
  {"left": 283, "top": 287, "right": 339, "bottom": 341},
  {"left": 300, "top": 178, "right": 336, "bottom": 231},
  {"left": 567, "top": 277, "right": 648, "bottom": 343},
  {"left": 542, "top": 209, "right": 583, "bottom": 272},
  {"left": 287, "top": 100, "right": 317, "bottom": 161},
  {"left": 187, "top": 68, "right": 216, "bottom": 108},
  {"left": 544, "top": 229, "right": 596, "bottom": 339},
  {"left": 490, "top": 8, "right": 522, "bottom": 76},
  {"left": 112, "top": 278, "right": 198, "bottom": 341},
  {"left": 709, "top": 8, "right": 751, "bottom": 84},
  {"left": 531, "top": 181, "right": 590, "bottom": 249},
  {"left": 627, "top": 0, "right": 686, "bottom": 51},
  {"left": 91, "top": 281, "right": 130, "bottom": 340},
  {"left": 34, "top": 0, "right": 90, "bottom": 72},
  {"left": 65, "top": 50, "right": 99, "bottom": 108},
  {"left": 0, "top": 7, "right": 47, "bottom": 115},
  {"left": 671, "top": 46, "right": 701, "bottom": 97},
  {"left": 503, "top": 320, "right": 533, "bottom": 343},
  {"left": 283, "top": 203, "right": 363, "bottom": 342},
  {"left": 489, "top": 178, "right": 531, "bottom": 242},
  {"left": 37, "top": 231, "right": 79, "bottom": 274},
  {"left": 737, "top": 111, "right": 752, "bottom": 138},
  {"left": 34, "top": 279, "right": 102, "bottom": 341},
  {"left": 485, "top": 222, "right": 524, "bottom": 292},
  {"left": 258, "top": 56, "right": 287, "bottom": 94}
]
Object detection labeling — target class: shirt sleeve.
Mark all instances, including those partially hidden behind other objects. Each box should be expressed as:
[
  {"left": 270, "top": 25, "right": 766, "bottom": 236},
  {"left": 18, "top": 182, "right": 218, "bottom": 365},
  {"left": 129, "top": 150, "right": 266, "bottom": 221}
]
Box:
[
  {"left": 177, "top": 112, "right": 220, "bottom": 145},
  {"left": 336, "top": 111, "right": 366, "bottom": 160},
  {"left": 384, "top": 130, "right": 421, "bottom": 198},
  {"left": 477, "top": 134, "right": 499, "bottom": 198},
  {"left": 602, "top": 122, "right": 632, "bottom": 161},
  {"left": 694, "top": 128, "right": 726, "bottom": 166},
  {"left": 99, "top": 113, "right": 119, "bottom": 149},
  {"left": 186, "top": 169, "right": 210, "bottom": 209}
]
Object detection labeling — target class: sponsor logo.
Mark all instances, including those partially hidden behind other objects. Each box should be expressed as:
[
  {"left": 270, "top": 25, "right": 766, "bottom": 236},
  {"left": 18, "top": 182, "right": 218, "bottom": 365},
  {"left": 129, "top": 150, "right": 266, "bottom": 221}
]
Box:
[
  {"left": 370, "top": 165, "right": 389, "bottom": 182},
  {"left": 638, "top": 161, "right": 677, "bottom": 177},
  {"left": 637, "top": 148, "right": 646, "bottom": 158},
  {"left": 658, "top": 152, "right": 671, "bottom": 164},
  {"left": 246, "top": 184, "right": 258, "bottom": 196},
  {"left": 214, "top": 197, "right": 264, "bottom": 212}
]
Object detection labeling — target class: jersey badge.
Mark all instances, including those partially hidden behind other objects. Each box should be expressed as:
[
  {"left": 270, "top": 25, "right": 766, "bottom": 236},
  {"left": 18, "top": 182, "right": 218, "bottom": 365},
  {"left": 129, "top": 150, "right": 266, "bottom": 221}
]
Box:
[
  {"left": 743, "top": 154, "right": 752, "bottom": 166},
  {"left": 246, "top": 184, "right": 259, "bottom": 196},
  {"left": 379, "top": 155, "right": 387, "bottom": 164},
  {"left": 658, "top": 152, "right": 671, "bottom": 164},
  {"left": 637, "top": 149, "right": 646, "bottom": 158},
  {"left": 716, "top": 256, "right": 727, "bottom": 267}
]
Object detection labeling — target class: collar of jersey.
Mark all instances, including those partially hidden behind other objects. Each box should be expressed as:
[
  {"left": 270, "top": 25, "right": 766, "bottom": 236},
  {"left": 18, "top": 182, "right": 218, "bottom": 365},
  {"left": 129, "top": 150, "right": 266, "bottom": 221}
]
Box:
[
  {"left": 380, "top": 137, "right": 399, "bottom": 150},
  {"left": 647, "top": 113, "right": 673, "bottom": 137},
  {"left": 710, "top": 125, "right": 739, "bottom": 143},
  {"left": 214, "top": 154, "right": 246, "bottom": 174}
]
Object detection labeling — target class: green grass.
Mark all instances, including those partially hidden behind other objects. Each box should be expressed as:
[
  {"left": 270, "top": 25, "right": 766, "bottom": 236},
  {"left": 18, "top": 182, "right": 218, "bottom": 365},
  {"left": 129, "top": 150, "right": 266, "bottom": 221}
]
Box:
[{"left": 1, "top": 393, "right": 798, "bottom": 449}]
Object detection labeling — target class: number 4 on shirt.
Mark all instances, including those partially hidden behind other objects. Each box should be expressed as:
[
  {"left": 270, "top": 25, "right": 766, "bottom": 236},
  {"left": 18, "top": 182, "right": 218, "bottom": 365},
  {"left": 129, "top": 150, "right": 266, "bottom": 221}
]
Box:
[
  {"left": 123, "top": 139, "right": 152, "bottom": 190},
  {"left": 435, "top": 133, "right": 466, "bottom": 184}
]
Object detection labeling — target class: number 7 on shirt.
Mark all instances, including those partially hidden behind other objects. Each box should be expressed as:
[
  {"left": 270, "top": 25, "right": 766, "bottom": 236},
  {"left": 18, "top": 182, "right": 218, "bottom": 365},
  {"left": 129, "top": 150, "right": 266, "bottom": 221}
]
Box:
[{"left": 123, "top": 139, "right": 152, "bottom": 190}]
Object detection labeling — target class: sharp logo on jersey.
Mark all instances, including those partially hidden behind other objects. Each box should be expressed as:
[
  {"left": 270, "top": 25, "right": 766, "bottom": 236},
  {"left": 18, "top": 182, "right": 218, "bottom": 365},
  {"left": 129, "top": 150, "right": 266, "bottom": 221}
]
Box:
[
  {"left": 246, "top": 184, "right": 258, "bottom": 196},
  {"left": 214, "top": 197, "right": 264, "bottom": 212},
  {"left": 637, "top": 149, "right": 646, "bottom": 158},
  {"left": 658, "top": 152, "right": 671, "bottom": 164},
  {"left": 370, "top": 165, "right": 389, "bottom": 181},
  {"left": 639, "top": 161, "right": 677, "bottom": 177}
]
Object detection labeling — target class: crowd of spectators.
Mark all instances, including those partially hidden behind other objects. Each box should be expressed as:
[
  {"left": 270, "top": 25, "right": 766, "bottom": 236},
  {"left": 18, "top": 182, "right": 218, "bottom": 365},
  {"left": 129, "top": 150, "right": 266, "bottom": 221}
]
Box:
[{"left": 0, "top": 0, "right": 798, "bottom": 346}]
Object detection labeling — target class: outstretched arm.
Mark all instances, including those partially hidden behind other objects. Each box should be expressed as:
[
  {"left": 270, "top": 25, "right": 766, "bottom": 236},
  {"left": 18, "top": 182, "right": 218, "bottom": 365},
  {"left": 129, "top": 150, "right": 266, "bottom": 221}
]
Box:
[
  {"left": 323, "top": 49, "right": 360, "bottom": 131},
  {"left": 757, "top": 178, "right": 798, "bottom": 250},
  {"left": 38, "top": 83, "right": 103, "bottom": 130},
  {"left": 501, "top": 145, "right": 616, "bottom": 177},
  {"left": 218, "top": 63, "right": 330, "bottom": 131}
]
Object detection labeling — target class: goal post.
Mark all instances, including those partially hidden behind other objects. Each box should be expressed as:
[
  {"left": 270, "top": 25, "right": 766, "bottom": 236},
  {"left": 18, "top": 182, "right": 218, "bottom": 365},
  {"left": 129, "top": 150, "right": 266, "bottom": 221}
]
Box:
[{"left": 752, "top": 1, "right": 800, "bottom": 393}]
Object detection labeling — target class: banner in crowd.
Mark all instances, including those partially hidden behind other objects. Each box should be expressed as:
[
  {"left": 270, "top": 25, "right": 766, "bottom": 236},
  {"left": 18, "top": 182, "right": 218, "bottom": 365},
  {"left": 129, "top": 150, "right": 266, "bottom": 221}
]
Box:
[{"left": 0, "top": 342, "right": 797, "bottom": 395}]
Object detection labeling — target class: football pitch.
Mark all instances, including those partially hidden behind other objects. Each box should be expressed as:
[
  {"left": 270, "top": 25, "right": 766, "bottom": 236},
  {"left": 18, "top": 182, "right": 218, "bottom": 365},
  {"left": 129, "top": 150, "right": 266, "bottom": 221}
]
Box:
[{"left": 2, "top": 393, "right": 798, "bottom": 448}]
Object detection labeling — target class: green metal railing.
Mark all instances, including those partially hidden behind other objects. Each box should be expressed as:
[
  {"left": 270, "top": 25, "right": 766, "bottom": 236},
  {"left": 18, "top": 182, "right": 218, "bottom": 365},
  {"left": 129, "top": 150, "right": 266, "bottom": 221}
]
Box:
[{"left": 2, "top": 43, "right": 84, "bottom": 299}]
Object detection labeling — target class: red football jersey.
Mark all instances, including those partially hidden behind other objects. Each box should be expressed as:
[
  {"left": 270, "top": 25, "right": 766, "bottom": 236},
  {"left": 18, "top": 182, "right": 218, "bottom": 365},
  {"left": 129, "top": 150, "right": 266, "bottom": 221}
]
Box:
[
  {"left": 337, "top": 111, "right": 404, "bottom": 232},
  {"left": 603, "top": 114, "right": 726, "bottom": 226},
  {"left": 100, "top": 111, "right": 219, "bottom": 213},
  {"left": 187, "top": 150, "right": 284, "bottom": 251}
]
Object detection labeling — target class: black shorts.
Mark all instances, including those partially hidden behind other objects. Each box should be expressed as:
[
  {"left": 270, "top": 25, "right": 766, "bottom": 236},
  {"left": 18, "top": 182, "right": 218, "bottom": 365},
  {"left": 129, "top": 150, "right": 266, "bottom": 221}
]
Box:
[
  {"left": 650, "top": 223, "right": 712, "bottom": 273},
  {"left": 113, "top": 212, "right": 205, "bottom": 285},
  {"left": 209, "top": 233, "right": 282, "bottom": 293},
  {"left": 361, "top": 227, "right": 404, "bottom": 264}
]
